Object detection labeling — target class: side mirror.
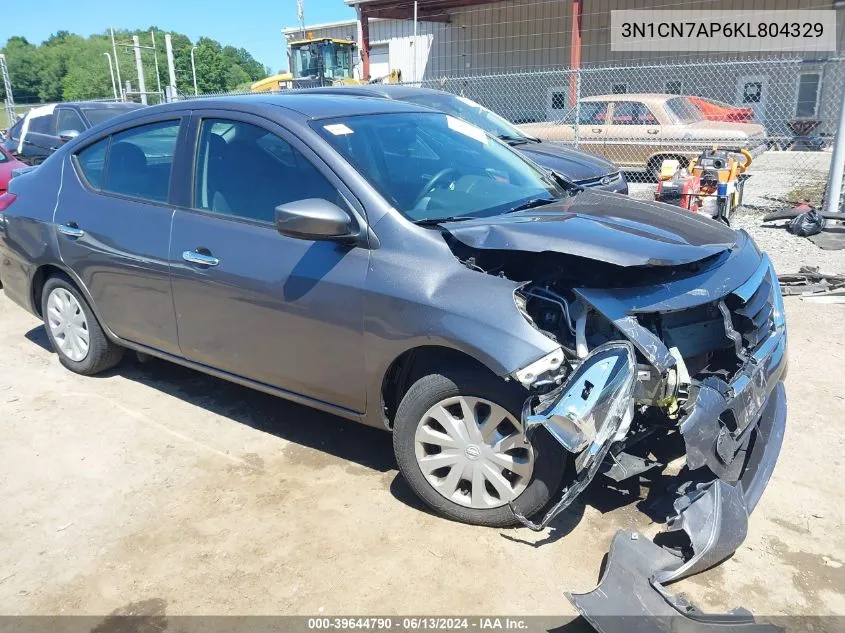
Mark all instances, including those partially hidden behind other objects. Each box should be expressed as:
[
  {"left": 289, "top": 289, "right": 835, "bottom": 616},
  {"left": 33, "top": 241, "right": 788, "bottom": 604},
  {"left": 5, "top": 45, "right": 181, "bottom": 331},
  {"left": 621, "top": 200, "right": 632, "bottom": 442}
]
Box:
[
  {"left": 58, "top": 129, "right": 81, "bottom": 142},
  {"left": 274, "top": 198, "right": 356, "bottom": 241}
]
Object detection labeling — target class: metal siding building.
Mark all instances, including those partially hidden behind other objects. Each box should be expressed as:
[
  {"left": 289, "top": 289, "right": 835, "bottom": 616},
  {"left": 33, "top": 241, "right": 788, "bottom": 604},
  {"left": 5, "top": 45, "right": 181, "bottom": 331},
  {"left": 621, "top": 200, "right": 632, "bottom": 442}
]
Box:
[{"left": 284, "top": 0, "right": 844, "bottom": 134}]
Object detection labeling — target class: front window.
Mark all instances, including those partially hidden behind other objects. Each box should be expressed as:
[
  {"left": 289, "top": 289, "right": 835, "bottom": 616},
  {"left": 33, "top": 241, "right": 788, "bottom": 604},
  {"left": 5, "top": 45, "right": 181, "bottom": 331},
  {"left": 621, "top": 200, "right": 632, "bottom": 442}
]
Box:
[
  {"left": 403, "top": 93, "right": 527, "bottom": 142},
  {"left": 611, "top": 102, "right": 658, "bottom": 125},
  {"left": 313, "top": 112, "right": 565, "bottom": 223},
  {"left": 665, "top": 97, "right": 703, "bottom": 124},
  {"left": 82, "top": 106, "right": 142, "bottom": 127}
]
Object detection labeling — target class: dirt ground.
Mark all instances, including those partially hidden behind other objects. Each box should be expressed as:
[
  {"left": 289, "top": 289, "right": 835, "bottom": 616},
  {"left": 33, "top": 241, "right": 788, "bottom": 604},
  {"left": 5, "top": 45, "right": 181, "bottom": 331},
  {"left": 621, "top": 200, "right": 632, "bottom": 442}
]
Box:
[{"left": 1, "top": 291, "right": 844, "bottom": 623}]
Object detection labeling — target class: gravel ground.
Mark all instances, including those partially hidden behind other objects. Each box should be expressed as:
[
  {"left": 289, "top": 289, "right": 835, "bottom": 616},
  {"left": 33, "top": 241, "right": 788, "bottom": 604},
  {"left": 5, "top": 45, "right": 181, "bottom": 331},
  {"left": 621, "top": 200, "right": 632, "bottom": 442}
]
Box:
[
  {"left": 628, "top": 151, "right": 845, "bottom": 275},
  {"left": 1, "top": 288, "right": 845, "bottom": 622}
]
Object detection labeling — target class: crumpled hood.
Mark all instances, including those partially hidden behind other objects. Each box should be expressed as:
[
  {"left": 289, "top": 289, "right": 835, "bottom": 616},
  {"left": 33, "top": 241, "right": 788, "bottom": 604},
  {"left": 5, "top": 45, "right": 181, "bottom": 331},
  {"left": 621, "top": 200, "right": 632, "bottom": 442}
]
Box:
[
  {"left": 440, "top": 189, "right": 739, "bottom": 267},
  {"left": 518, "top": 141, "right": 617, "bottom": 181}
]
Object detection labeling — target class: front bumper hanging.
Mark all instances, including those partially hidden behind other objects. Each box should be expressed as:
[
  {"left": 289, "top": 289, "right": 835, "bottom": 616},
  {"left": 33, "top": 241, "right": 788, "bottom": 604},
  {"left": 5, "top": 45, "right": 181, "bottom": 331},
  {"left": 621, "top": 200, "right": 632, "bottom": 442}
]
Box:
[{"left": 513, "top": 286, "right": 787, "bottom": 630}]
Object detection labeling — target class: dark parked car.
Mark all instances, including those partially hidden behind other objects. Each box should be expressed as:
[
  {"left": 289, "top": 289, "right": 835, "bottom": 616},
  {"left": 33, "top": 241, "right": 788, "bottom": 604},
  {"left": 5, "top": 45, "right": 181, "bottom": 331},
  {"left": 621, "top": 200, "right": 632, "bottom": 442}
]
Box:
[
  {"left": 0, "top": 94, "right": 786, "bottom": 628},
  {"left": 3, "top": 101, "right": 145, "bottom": 165},
  {"left": 304, "top": 85, "right": 628, "bottom": 194}
]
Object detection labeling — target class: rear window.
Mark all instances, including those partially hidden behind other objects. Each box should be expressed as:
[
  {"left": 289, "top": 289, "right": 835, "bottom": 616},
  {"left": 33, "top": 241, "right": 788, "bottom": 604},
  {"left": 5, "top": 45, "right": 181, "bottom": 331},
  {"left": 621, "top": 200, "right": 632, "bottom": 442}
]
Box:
[
  {"left": 28, "top": 114, "right": 53, "bottom": 135},
  {"left": 665, "top": 97, "right": 703, "bottom": 124},
  {"left": 82, "top": 106, "right": 140, "bottom": 127}
]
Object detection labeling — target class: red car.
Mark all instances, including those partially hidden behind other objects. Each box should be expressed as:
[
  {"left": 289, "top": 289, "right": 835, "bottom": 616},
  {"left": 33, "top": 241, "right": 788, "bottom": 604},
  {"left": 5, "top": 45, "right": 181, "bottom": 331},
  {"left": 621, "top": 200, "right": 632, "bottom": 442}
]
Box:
[
  {"left": 687, "top": 96, "right": 755, "bottom": 123},
  {"left": 0, "top": 144, "right": 27, "bottom": 193}
]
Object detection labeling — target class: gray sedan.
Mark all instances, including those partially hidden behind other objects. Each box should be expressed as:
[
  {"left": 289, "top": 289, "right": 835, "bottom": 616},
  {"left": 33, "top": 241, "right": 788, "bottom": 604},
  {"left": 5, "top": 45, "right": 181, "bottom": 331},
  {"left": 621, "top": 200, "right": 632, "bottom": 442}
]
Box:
[{"left": 0, "top": 94, "right": 786, "bottom": 627}]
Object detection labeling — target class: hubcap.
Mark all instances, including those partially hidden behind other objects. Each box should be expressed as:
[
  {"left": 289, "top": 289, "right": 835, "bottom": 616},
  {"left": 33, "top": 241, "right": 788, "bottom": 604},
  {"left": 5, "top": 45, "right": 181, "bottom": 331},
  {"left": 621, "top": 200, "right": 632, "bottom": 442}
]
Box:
[
  {"left": 46, "top": 288, "right": 90, "bottom": 362},
  {"left": 414, "top": 396, "right": 535, "bottom": 509}
]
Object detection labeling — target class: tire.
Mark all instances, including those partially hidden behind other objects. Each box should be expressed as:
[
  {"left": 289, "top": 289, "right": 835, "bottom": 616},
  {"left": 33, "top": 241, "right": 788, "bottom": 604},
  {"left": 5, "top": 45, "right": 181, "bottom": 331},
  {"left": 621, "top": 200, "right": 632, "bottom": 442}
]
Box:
[
  {"left": 393, "top": 368, "right": 565, "bottom": 527},
  {"left": 41, "top": 274, "right": 124, "bottom": 375}
]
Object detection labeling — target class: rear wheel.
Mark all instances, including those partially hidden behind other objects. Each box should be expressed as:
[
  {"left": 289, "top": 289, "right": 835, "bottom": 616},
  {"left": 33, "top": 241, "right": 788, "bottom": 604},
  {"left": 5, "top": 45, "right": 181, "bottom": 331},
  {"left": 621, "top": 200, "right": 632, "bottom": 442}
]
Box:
[
  {"left": 392, "top": 368, "right": 565, "bottom": 527},
  {"left": 41, "top": 275, "right": 124, "bottom": 375}
]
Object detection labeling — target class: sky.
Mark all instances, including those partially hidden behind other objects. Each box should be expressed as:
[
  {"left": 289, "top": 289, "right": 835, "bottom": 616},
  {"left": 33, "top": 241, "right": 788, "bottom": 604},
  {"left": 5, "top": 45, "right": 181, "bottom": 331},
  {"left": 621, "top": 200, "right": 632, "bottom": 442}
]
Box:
[{"left": 1, "top": 0, "right": 357, "bottom": 72}]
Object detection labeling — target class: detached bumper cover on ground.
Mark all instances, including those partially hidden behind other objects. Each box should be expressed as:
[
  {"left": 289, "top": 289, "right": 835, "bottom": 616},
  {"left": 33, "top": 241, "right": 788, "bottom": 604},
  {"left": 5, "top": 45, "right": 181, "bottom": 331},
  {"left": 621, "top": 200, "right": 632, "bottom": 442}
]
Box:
[{"left": 513, "top": 253, "right": 788, "bottom": 631}]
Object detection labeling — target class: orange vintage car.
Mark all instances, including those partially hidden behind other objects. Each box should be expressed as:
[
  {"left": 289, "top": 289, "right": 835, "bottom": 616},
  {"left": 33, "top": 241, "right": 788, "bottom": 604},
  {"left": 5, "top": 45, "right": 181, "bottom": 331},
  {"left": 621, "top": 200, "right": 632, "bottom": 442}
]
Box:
[{"left": 687, "top": 96, "right": 755, "bottom": 123}]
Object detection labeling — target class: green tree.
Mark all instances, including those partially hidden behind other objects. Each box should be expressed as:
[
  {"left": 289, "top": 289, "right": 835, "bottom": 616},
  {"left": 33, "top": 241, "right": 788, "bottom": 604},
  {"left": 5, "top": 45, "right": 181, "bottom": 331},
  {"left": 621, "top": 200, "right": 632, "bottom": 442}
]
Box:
[{"left": 1, "top": 27, "right": 270, "bottom": 103}]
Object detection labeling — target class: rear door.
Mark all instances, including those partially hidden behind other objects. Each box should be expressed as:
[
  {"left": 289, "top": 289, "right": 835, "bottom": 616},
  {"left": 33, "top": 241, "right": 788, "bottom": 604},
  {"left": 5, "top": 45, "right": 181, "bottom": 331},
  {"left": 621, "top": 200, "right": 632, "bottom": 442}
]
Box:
[
  {"left": 604, "top": 101, "right": 661, "bottom": 169},
  {"left": 168, "top": 110, "right": 369, "bottom": 412},
  {"left": 54, "top": 114, "right": 186, "bottom": 354},
  {"left": 17, "top": 108, "right": 56, "bottom": 164}
]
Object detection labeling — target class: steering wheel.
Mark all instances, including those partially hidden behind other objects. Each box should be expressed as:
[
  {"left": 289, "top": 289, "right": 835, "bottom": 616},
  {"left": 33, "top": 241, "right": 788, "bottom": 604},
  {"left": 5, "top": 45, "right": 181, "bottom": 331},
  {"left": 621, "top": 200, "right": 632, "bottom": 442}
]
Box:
[{"left": 412, "top": 168, "right": 458, "bottom": 209}]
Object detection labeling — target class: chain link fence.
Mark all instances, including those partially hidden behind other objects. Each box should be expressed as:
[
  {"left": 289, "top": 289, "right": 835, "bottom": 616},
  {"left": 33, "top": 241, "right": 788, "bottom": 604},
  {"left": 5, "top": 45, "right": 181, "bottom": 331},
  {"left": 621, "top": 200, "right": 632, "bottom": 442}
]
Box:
[
  {"left": 177, "top": 56, "right": 844, "bottom": 211},
  {"left": 415, "top": 57, "right": 843, "bottom": 206}
]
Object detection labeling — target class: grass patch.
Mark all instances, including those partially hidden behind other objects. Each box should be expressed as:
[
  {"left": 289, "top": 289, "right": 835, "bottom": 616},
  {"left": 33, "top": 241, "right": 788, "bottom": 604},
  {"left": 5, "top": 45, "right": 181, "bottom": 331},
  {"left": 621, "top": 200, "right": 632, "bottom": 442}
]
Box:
[{"left": 784, "top": 182, "right": 827, "bottom": 207}]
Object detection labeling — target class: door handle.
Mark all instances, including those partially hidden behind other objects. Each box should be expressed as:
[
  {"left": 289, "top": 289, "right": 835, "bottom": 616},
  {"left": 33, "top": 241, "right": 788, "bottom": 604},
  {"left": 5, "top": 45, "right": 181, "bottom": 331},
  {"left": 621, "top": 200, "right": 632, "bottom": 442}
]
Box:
[
  {"left": 57, "top": 223, "right": 85, "bottom": 238},
  {"left": 182, "top": 250, "right": 220, "bottom": 267},
  {"left": 592, "top": 128, "right": 603, "bottom": 133},
  {"left": 647, "top": 129, "right": 659, "bottom": 135}
]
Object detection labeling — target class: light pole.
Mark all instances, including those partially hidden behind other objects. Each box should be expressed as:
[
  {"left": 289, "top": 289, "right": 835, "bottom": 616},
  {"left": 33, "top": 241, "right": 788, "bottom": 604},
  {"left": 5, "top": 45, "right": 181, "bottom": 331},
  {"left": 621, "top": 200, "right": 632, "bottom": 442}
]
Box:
[
  {"left": 104, "top": 52, "right": 118, "bottom": 100},
  {"left": 190, "top": 46, "right": 198, "bottom": 95}
]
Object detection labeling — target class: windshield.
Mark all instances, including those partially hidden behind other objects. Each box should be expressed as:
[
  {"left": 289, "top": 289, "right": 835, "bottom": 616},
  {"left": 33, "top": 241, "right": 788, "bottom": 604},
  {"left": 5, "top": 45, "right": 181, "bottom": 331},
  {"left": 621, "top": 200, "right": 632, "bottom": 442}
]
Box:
[
  {"left": 665, "top": 97, "right": 703, "bottom": 124},
  {"left": 313, "top": 112, "right": 564, "bottom": 222},
  {"left": 82, "top": 106, "right": 141, "bottom": 127},
  {"left": 402, "top": 93, "right": 528, "bottom": 141}
]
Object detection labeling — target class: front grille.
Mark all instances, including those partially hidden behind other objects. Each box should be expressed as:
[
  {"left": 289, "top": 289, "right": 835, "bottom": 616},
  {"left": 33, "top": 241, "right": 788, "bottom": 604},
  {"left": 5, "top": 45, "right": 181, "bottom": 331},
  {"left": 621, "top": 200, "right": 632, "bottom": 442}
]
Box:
[
  {"left": 577, "top": 172, "right": 621, "bottom": 188},
  {"left": 724, "top": 272, "right": 776, "bottom": 356}
]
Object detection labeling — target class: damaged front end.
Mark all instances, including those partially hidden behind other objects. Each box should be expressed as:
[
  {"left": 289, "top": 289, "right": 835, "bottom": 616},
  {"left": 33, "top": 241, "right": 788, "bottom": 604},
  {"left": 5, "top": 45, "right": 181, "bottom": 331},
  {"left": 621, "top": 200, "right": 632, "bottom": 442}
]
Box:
[{"left": 446, "top": 222, "right": 787, "bottom": 630}]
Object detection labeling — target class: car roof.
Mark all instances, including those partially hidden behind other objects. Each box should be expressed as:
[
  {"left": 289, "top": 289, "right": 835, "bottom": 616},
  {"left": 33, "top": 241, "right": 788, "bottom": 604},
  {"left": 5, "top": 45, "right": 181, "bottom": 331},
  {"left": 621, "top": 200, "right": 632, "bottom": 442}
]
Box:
[
  {"left": 299, "top": 85, "right": 449, "bottom": 100},
  {"left": 130, "top": 93, "right": 432, "bottom": 120},
  {"left": 63, "top": 101, "right": 146, "bottom": 110},
  {"left": 582, "top": 93, "right": 681, "bottom": 105}
]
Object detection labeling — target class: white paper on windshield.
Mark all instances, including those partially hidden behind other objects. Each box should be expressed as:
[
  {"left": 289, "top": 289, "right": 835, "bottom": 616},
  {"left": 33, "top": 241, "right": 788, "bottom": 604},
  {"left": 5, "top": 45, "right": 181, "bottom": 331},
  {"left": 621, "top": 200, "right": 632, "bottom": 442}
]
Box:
[
  {"left": 323, "top": 123, "right": 354, "bottom": 136},
  {"left": 18, "top": 103, "right": 56, "bottom": 154},
  {"left": 446, "top": 115, "right": 488, "bottom": 145}
]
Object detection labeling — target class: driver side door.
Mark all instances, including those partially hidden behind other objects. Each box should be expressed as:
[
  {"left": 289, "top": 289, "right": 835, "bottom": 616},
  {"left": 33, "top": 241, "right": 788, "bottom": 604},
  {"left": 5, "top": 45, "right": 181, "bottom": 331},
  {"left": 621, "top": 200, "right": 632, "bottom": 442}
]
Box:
[{"left": 169, "top": 111, "right": 370, "bottom": 413}]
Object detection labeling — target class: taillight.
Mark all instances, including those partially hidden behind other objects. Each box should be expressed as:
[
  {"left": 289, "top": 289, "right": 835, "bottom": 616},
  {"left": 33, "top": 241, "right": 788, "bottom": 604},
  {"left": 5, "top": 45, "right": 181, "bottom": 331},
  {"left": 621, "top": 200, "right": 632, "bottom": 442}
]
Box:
[{"left": 0, "top": 192, "right": 17, "bottom": 212}]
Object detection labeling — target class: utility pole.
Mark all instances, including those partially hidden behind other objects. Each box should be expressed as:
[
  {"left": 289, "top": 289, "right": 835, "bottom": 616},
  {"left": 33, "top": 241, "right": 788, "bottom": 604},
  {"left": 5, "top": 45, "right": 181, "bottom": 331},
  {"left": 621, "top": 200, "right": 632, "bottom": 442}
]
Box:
[
  {"left": 825, "top": 82, "right": 845, "bottom": 215},
  {"left": 150, "top": 31, "right": 162, "bottom": 103},
  {"left": 190, "top": 46, "right": 198, "bottom": 95},
  {"left": 412, "top": 1, "right": 418, "bottom": 84},
  {"left": 132, "top": 35, "right": 147, "bottom": 105},
  {"left": 104, "top": 52, "right": 118, "bottom": 99},
  {"left": 297, "top": 0, "right": 305, "bottom": 38},
  {"left": 164, "top": 34, "right": 178, "bottom": 98},
  {"left": 110, "top": 27, "right": 124, "bottom": 100},
  {"left": 0, "top": 54, "right": 15, "bottom": 128}
]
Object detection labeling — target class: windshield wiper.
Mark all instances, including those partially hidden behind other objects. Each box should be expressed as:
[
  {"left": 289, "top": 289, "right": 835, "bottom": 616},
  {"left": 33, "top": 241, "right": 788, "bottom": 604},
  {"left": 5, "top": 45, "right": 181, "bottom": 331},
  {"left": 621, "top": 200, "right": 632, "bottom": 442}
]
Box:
[
  {"left": 506, "top": 198, "right": 558, "bottom": 213},
  {"left": 412, "top": 216, "right": 477, "bottom": 226},
  {"left": 550, "top": 170, "right": 585, "bottom": 196},
  {"left": 496, "top": 133, "right": 531, "bottom": 146}
]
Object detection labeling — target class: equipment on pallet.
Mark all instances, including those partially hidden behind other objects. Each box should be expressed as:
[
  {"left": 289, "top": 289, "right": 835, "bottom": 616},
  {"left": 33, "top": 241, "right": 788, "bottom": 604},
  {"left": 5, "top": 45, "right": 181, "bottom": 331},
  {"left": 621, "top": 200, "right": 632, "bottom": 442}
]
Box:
[{"left": 655, "top": 147, "right": 753, "bottom": 224}]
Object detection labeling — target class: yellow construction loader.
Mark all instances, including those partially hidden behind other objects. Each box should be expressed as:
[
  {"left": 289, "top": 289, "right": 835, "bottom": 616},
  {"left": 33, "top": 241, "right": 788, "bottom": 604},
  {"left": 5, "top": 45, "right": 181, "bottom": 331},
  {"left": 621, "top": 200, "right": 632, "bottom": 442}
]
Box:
[{"left": 251, "top": 36, "right": 400, "bottom": 92}]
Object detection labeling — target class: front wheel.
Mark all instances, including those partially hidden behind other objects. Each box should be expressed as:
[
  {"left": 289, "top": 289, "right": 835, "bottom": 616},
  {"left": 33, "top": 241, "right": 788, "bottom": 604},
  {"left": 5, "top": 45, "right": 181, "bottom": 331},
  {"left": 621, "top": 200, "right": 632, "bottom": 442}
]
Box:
[{"left": 392, "top": 368, "right": 565, "bottom": 527}]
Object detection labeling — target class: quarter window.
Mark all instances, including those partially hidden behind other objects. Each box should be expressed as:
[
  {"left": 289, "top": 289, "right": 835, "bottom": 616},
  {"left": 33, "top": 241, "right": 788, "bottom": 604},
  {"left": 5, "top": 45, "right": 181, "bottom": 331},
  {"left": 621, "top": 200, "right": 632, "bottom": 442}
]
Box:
[
  {"left": 194, "top": 119, "right": 341, "bottom": 224},
  {"left": 56, "top": 109, "right": 85, "bottom": 134},
  {"left": 103, "top": 120, "right": 179, "bottom": 203},
  {"left": 76, "top": 137, "right": 110, "bottom": 189}
]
